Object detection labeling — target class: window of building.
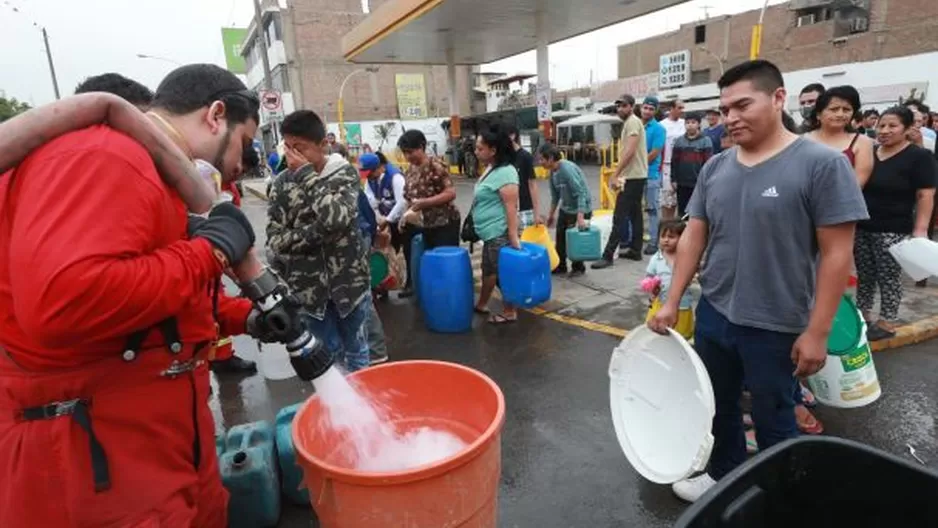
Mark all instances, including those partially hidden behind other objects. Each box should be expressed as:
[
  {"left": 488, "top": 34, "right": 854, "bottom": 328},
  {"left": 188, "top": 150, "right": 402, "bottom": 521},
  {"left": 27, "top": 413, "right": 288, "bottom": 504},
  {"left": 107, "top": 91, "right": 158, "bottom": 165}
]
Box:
[
  {"left": 264, "top": 12, "right": 282, "bottom": 47},
  {"left": 694, "top": 25, "right": 706, "bottom": 44},
  {"left": 271, "top": 64, "right": 291, "bottom": 93},
  {"left": 691, "top": 68, "right": 711, "bottom": 86},
  {"left": 795, "top": 7, "right": 831, "bottom": 27}
]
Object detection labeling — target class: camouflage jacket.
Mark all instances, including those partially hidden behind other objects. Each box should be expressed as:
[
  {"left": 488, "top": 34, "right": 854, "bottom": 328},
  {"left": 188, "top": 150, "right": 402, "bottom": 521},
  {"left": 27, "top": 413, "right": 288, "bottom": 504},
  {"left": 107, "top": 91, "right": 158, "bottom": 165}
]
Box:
[{"left": 266, "top": 154, "right": 369, "bottom": 320}]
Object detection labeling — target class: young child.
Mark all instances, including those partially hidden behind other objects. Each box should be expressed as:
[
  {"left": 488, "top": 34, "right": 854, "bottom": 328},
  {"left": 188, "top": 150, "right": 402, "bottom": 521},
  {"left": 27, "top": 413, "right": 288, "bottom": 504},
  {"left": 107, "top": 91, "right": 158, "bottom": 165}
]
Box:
[{"left": 642, "top": 220, "right": 694, "bottom": 340}]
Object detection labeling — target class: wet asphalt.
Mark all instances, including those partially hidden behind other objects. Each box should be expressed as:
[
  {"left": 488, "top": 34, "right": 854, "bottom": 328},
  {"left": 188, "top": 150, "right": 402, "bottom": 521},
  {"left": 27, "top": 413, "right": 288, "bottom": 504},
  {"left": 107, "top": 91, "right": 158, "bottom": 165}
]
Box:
[{"left": 212, "top": 191, "right": 938, "bottom": 527}]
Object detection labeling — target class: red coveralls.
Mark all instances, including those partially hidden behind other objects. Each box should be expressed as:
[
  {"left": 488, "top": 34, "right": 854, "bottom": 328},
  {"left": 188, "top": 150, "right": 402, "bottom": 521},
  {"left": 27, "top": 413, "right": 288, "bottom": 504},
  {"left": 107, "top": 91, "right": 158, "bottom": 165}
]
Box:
[
  {"left": 0, "top": 126, "right": 252, "bottom": 527},
  {"left": 211, "top": 182, "right": 243, "bottom": 363}
]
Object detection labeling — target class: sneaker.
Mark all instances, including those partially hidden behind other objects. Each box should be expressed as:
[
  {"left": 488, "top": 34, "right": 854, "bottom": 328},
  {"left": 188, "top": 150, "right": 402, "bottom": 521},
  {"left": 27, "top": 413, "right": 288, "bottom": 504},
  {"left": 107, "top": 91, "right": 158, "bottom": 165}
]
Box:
[
  {"left": 369, "top": 350, "right": 389, "bottom": 365},
  {"left": 643, "top": 244, "right": 657, "bottom": 256},
  {"left": 210, "top": 355, "right": 258, "bottom": 375},
  {"left": 672, "top": 473, "right": 717, "bottom": 503},
  {"left": 591, "top": 259, "right": 614, "bottom": 270},
  {"left": 568, "top": 269, "right": 585, "bottom": 278}
]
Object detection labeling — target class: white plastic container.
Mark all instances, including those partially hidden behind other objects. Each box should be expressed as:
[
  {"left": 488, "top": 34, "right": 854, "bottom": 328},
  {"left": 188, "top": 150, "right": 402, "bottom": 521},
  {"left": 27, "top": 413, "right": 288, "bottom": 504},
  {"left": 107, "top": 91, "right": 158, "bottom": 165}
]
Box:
[
  {"left": 806, "top": 297, "right": 881, "bottom": 408},
  {"left": 889, "top": 238, "right": 938, "bottom": 282},
  {"left": 592, "top": 213, "right": 614, "bottom": 252},
  {"left": 608, "top": 326, "right": 715, "bottom": 484},
  {"left": 258, "top": 342, "right": 297, "bottom": 381}
]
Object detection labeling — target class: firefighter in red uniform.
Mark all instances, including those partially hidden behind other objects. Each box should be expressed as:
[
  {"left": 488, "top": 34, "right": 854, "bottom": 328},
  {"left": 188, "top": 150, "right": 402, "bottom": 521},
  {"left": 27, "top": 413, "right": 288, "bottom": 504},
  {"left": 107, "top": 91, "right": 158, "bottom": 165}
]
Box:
[
  {"left": 0, "top": 65, "right": 269, "bottom": 527},
  {"left": 200, "top": 153, "right": 261, "bottom": 375}
]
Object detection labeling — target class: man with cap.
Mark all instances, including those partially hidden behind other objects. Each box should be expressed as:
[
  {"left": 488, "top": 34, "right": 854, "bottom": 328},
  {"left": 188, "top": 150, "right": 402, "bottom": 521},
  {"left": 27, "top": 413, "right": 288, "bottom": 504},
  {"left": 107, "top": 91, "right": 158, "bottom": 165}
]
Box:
[
  {"left": 618, "top": 96, "right": 666, "bottom": 252},
  {"left": 593, "top": 94, "right": 648, "bottom": 268},
  {"left": 643, "top": 96, "right": 667, "bottom": 241},
  {"left": 361, "top": 151, "right": 407, "bottom": 252}
]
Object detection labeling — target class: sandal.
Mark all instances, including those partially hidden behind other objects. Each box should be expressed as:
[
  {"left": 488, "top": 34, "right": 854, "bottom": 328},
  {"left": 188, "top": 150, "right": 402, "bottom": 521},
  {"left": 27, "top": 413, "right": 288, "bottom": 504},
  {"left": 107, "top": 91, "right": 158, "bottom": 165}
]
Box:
[
  {"left": 795, "top": 405, "right": 824, "bottom": 435},
  {"left": 800, "top": 384, "right": 818, "bottom": 408},
  {"left": 745, "top": 429, "right": 759, "bottom": 454},
  {"left": 488, "top": 313, "right": 517, "bottom": 325},
  {"left": 867, "top": 322, "right": 896, "bottom": 342}
]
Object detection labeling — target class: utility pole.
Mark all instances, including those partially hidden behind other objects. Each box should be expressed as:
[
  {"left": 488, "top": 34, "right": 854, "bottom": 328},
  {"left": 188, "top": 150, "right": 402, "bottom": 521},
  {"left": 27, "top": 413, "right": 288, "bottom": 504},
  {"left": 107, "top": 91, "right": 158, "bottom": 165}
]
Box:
[
  {"left": 41, "top": 27, "right": 60, "bottom": 100},
  {"left": 253, "top": 0, "right": 278, "bottom": 143}
]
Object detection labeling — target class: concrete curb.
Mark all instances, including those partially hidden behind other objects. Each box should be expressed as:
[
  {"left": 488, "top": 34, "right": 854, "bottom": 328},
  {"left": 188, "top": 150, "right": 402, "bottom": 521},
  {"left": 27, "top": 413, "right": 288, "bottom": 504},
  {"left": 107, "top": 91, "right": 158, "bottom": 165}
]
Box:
[
  {"left": 869, "top": 314, "right": 938, "bottom": 352},
  {"left": 243, "top": 183, "right": 268, "bottom": 202},
  {"left": 241, "top": 187, "right": 938, "bottom": 351}
]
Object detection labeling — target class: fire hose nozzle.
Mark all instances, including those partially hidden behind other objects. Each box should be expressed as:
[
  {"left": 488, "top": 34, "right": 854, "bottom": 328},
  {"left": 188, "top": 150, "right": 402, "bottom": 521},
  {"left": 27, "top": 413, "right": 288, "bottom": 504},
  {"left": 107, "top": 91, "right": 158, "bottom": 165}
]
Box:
[{"left": 235, "top": 259, "right": 334, "bottom": 381}]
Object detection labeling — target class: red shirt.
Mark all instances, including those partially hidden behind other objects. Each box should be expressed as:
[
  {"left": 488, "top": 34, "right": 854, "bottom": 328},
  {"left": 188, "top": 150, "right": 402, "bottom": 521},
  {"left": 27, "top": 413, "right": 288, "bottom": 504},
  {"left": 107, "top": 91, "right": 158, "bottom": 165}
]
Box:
[{"left": 0, "top": 126, "right": 251, "bottom": 370}]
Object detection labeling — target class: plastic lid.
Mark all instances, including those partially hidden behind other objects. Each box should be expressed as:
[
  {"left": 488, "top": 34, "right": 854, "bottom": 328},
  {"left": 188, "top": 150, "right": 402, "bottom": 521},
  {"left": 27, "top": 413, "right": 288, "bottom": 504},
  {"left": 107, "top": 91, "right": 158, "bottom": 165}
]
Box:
[
  {"left": 608, "top": 326, "right": 715, "bottom": 484},
  {"left": 827, "top": 296, "right": 861, "bottom": 354}
]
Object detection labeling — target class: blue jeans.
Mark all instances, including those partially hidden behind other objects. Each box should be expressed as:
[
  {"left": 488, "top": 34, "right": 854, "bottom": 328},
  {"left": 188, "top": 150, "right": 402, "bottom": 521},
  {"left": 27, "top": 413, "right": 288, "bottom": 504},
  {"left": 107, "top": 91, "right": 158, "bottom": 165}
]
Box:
[
  {"left": 695, "top": 297, "right": 800, "bottom": 480},
  {"left": 304, "top": 299, "right": 370, "bottom": 372},
  {"left": 645, "top": 178, "right": 661, "bottom": 247}
]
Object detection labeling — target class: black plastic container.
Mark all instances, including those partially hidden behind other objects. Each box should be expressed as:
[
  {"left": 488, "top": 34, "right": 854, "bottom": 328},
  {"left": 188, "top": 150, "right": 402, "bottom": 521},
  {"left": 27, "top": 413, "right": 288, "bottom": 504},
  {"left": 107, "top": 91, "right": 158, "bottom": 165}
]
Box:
[{"left": 675, "top": 436, "right": 938, "bottom": 528}]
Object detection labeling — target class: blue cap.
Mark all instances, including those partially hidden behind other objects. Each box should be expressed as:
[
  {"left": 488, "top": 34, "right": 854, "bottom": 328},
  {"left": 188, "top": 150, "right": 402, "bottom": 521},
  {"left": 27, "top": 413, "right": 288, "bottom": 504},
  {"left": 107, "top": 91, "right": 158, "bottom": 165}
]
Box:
[
  {"left": 643, "top": 96, "right": 659, "bottom": 108},
  {"left": 358, "top": 152, "right": 380, "bottom": 175}
]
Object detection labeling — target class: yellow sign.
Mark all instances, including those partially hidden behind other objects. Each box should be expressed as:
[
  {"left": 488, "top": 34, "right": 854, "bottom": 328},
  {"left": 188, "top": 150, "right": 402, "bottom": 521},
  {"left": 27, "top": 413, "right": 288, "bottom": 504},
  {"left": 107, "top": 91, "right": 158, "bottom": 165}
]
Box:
[{"left": 395, "top": 73, "right": 429, "bottom": 120}]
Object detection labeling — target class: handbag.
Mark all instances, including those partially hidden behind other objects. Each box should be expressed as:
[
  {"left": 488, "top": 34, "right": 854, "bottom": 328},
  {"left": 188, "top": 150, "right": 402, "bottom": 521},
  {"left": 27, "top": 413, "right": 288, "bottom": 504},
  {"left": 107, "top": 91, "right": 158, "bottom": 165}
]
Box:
[
  {"left": 461, "top": 205, "right": 480, "bottom": 244},
  {"left": 462, "top": 168, "right": 494, "bottom": 245}
]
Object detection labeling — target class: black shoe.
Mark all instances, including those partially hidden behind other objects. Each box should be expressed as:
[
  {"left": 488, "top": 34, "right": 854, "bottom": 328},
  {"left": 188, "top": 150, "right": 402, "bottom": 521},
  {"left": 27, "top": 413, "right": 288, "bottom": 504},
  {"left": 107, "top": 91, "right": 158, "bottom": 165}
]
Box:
[
  {"left": 619, "top": 249, "right": 643, "bottom": 261},
  {"left": 568, "top": 269, "right": 585, "bottom": 278},
  {"left": 370, "top": 350, "right": 389, "bottom": 365},
  {"left": 643, "top": 244, "right": 658, "bottom": 256},
  {"left": 591, "top": 259, "right": 614, "bottom": 270},
  {"left": 210, "top": 355, "right": 257, "bottom": 375},
  {"left": 551, "top": 267, "right": 569, "bottom": 275},
  {"left": 866, "top": 324, "right": 896, "bottom": 342},
  {"left": 398, "top": 287, "right": 415, "bottom": 299}
]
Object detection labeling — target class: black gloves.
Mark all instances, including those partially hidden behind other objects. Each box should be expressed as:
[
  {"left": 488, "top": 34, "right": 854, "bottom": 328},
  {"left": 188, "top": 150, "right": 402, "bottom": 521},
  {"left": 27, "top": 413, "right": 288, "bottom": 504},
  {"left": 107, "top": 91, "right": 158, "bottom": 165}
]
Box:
[
  {"left": 188, "top": 202, "right": 255, "bottom": 264},
  {"left": 246, "top": 289, "right": 308, "bottom": 345}
]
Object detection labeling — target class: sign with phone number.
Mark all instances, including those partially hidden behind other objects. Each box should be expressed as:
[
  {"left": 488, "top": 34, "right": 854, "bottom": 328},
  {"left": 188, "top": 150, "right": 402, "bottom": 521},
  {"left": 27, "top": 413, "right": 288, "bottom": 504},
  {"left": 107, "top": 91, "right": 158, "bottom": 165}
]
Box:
[
  {"left": 659, "top": 50, "right": 690, "bottom": 89},
  {"left": 395, "top": 73, "right": 429, "bottom": 120}
]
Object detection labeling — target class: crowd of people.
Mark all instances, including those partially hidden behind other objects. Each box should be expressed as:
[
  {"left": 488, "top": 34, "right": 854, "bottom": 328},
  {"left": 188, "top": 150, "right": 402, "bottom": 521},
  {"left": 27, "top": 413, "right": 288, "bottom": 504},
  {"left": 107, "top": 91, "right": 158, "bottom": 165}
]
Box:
[{"left": 2, "top": 50, "right": 937, "bottom": 525}]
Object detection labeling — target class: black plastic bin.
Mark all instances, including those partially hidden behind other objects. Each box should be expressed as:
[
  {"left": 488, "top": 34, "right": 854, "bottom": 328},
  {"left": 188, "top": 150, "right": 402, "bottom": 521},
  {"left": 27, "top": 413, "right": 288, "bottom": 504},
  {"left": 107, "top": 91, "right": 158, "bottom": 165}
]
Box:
[{"left": 675, "top": 436, "right": 938, "bottom": 528}]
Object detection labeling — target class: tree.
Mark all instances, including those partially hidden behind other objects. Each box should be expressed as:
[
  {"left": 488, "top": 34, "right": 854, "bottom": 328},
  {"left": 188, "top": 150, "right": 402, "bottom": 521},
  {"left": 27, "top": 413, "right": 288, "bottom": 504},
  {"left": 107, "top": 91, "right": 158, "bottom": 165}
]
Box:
[
  {"left": 0, "top": 95, "right": 31, "bottom": 123},
  {"left": 374, "top": 121, "right": 399, "bottom": 150}
]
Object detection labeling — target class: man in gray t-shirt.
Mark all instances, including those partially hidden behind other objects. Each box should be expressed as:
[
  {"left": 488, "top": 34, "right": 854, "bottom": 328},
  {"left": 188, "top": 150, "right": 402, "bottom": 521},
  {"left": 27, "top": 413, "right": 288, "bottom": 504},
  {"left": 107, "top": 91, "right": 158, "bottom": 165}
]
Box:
[{"left": 649, "top": 60, "right": 868, "bottom": 503}]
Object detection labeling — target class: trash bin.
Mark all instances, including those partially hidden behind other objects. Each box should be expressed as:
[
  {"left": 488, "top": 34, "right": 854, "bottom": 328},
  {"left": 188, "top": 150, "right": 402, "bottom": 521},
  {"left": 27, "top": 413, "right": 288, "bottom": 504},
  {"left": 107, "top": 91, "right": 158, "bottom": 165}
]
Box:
[{"left": 674, "top": 436, "right": 938, "bottom": 528}]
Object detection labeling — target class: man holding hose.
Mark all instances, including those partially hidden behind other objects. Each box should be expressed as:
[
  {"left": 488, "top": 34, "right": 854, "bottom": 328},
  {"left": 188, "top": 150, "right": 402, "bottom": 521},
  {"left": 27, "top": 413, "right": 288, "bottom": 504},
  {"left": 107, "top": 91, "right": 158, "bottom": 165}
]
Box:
[{"left": 0, "top": 64, "right": 281, "bottom": 527}]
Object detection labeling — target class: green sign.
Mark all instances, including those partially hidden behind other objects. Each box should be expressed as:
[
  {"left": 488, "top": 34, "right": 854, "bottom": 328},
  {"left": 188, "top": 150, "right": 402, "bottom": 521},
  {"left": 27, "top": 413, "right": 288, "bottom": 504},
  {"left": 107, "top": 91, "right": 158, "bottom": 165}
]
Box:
[
  {"left": 220, "top": 27, "right": 248, "bottom": 74},
  {"left": 343, "top": 123, "right": 363, "bottom": 146}
]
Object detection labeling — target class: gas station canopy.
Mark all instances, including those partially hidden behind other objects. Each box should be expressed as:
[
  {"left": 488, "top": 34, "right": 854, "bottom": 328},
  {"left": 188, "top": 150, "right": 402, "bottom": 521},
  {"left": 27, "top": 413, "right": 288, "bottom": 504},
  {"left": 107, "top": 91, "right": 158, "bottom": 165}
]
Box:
[{"left": 342, "top": 0, "right": 690, "bottom": 65}]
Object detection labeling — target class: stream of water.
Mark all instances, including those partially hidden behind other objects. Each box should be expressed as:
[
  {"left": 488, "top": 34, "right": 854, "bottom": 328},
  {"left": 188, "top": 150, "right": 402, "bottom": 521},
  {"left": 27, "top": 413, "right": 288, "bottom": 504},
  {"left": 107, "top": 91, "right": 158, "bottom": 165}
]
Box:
[{"left": 311, "top": 367, "right": 467, "bottom": 472}]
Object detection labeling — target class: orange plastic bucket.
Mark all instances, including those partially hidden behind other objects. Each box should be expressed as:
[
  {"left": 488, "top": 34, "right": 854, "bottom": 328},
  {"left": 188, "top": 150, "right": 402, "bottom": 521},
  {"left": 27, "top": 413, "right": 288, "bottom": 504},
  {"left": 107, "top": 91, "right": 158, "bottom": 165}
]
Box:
[{"left": 292, "top": 360, "right": 506, "bottom": 527}]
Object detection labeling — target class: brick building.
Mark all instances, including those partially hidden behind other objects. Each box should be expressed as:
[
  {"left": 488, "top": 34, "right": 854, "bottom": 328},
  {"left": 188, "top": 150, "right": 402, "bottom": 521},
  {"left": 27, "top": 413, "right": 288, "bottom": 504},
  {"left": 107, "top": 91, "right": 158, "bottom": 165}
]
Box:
[
  {"left": 243, "top": 0, "right": 474, "bottom": 127},
  {"left": 617, "top": 0, "right": 938, "bottom": 86}
]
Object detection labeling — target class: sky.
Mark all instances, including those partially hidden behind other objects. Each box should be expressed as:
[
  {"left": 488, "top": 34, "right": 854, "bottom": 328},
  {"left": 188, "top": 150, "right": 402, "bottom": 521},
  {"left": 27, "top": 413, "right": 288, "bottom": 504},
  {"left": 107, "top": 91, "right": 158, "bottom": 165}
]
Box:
[{"left": 0, "top": 0, "right": 786, "bottom": 106}]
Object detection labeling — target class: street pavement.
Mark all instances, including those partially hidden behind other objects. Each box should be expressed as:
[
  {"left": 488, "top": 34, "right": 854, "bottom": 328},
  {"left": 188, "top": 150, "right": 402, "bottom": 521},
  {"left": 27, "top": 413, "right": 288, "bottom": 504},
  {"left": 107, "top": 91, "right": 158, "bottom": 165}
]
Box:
[{"left": 210, "top": 189, "right": 938, "bottom": 527}]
